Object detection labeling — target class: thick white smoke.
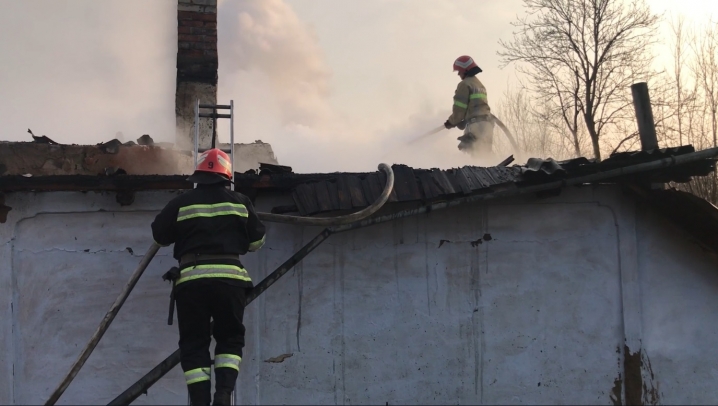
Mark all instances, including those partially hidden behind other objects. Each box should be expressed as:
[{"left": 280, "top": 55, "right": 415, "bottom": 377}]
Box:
[
  {"left": 0, "top": 0, "right": 709, "bottom": 172},
  {"left": 216, "top": 0, "right": 520, "bottom": 172},
  {"left": 0, "top": 0, "right": 177, "bottom": 145},
  {"left": 217, "top": 0, "right": 333, "bottom": 129}
]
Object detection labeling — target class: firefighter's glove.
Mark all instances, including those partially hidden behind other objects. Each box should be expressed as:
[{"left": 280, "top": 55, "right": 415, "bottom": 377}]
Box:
[
  {"left": 457, "top": 120, "right": 466, "bottom": 130},
  {"left": 444, "top": 120, "right": 454, "bottom": 129},
  {"left": 162, "top": 266, "right": 180, "bottom": 283}
]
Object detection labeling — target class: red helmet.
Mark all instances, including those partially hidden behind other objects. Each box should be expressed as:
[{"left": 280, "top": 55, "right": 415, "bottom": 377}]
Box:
[
  {"left": 187, "top": 148, "right": 233, "bottom": 184},
  {"left": 453, "top": 55, "right": 480, "bottom": 75}
]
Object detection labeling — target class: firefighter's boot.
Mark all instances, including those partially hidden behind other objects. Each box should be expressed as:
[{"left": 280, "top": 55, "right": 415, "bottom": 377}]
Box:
[
  {"left": 457, "top": 132, "right": 477, "bottom": 151},
  {"left": 213, "top": 368, "right": 238, "bottom": 405},
  {"left": 188, "top": 381, "right": 211, "bottom": 405},
  {"left": 212, "top": 391, "right": 232, "bottom": 405}
]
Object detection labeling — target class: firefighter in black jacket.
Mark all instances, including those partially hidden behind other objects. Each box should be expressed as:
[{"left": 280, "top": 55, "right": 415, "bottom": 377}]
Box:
[{"left": 151, "top": 148, "right": 266, "bottom": 405}]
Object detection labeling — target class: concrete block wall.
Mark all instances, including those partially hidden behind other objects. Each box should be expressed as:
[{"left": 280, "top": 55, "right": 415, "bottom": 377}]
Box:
[{"left": 2, "top": 186, "right": 718, "bottom": 404}]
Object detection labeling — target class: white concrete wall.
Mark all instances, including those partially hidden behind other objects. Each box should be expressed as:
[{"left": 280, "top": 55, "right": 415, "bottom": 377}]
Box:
[
  {"left": 0, "top": 185, "right": 716, "bottom": 405},
  {"left": 636, "top": 204, "right": 718, "bottom": 405},
  {"left": 0, "top": 192, "right": 186, "bottom": 405}
]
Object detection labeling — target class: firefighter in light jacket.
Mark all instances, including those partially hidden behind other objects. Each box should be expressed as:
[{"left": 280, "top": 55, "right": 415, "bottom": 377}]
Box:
[{"left": 444, "top": 55, "right": 494, "bottom": 155}]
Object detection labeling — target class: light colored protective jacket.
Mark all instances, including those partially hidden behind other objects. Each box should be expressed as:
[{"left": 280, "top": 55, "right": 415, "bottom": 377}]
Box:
[{"left": 447, "top": 75, "right": 491, "bottom": 126}]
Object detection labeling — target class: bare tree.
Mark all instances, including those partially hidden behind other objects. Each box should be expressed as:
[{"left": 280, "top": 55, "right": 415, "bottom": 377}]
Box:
[
  {"left": 693, "top": 21, "right": 718, "bottom": 147},
  {"left": 690, "top": 20, "right": 718, "bottom": 202},
  {"left": 533, "top": 67, "right": 584, "bottom": 157},
  {"left": 498, "top": 0, "right": 659, "bottom": 161},
  {"left": 495, "top": 83, "right": 582, "bottom": 160},
  {"left": 672, "top": 16, "right": 689, "bottom": 146},
  {"left": 654, "top": 17, "right": 718, "bottom": 204}
]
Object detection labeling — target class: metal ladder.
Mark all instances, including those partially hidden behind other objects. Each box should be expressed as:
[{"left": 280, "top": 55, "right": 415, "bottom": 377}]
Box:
[
  {"left": 193, "top": 99, "right": 235, "bottom": 191},
  {"left": 190, "top": 100, "right": 238, "bottom": 405}
]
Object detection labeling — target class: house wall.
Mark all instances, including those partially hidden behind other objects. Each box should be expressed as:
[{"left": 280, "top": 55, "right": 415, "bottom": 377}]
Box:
[
  {"left": 636, "top": 202, "right": 718, "bottom": 405},
  {"left": 0, "top": 185, "right": 715, "bottom": 405}
]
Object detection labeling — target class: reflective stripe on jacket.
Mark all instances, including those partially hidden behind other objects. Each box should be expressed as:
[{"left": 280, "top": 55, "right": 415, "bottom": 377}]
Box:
[
  {"left": 447, "top": 76, "right": 491, "bottom": 126},
  {"left": 177, "top": 202, "right": 248, "bottom": 222},
  {"left": 177, "top": 263, "right": 251, "bottom": 285}
]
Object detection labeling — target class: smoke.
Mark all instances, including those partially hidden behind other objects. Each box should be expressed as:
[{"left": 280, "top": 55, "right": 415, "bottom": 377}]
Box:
[
  {"left": 0, "top": 0, "right": 177, "bottom": 145},
  {"left": 216, "top": 0, "right": 520, "bottom": 173},
  {"left": 1, "top": 0, "right": 711, "bottom": 173},
  {"left": 0, "top": 0, "right": 523, "bottom": 172},
  {"left": 217, "top": 0, "right": 333, "bottom": 129}
]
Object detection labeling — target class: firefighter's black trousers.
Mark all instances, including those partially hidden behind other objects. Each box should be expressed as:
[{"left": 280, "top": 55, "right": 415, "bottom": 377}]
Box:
[{"left": 175, "top": 279, "right": 247, "bottom": 394}]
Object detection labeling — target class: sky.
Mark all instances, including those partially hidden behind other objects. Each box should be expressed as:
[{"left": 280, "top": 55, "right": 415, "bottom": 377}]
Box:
[{"left": 0, "top": 0, "right": 716, "bottom": 173}]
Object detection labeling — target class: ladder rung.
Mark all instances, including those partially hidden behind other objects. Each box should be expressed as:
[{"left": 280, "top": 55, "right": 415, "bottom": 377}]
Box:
[
  {"left": 199, "top": 104, "right": 231, "bottom": 110},
  {"left": 199, "top": 113, "right": 231, "bottom": 119},
  {"left": 198, "top": 148, "right": 232, "bottom": 153}
]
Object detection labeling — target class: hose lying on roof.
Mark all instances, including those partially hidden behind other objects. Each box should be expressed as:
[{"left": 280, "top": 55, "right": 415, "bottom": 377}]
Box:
[{"left": 256, "top": 163, "right": 395, "bottom": 226}]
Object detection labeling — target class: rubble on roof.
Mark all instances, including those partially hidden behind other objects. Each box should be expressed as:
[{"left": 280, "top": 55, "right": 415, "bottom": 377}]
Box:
[
  {"left": 0, "top": 141, "right": 194, "bottom": 176},
  {"left": 1, "top": 138, "right": 716, "bottom": 254},
  {"left": 0, "top": 131, "right": 194, "bottom": 176},
  {"left": 137, "top": 134, "right": 154, "bottom": 146},
  {"left": 1, "top": 140, "right": 716, "bottom": 217},
  {"left": 28, "top": 129, "right": 60, "bottom": 145},
  {"left": 0, "top": 130, "right": 281, "bottom": 177},
  {"left": 285, "top": 145, "right": 716, "bottom": 216}
]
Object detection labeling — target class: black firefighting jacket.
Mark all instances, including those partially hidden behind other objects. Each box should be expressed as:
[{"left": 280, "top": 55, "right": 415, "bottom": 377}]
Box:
[{"left": 151, "top": 184, "right": 266, "bottom": 287}]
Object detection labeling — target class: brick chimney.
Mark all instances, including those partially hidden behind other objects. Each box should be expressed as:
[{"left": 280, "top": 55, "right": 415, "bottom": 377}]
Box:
[{"left": 175, "top": 0, "right": 218, "bottom": 151}]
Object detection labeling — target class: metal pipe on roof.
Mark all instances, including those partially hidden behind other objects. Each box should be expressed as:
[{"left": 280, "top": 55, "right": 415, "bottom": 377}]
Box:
[
  {"left": 45, "top": 243, "right": 161, "bottom": 406},
  {"left": 107, "top": 146, "right": 718, "bottom": 405},
  {"left": 631, "top": 82, "right": 659, "bottom": 151}
]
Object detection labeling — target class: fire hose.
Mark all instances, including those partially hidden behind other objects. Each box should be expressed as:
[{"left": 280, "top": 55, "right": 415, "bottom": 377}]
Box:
[{"left": 257, "top": 163, "right": 394, "bottom": 226}]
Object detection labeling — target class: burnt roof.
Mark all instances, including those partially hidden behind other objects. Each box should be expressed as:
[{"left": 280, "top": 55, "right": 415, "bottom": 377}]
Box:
[
  {"left": 0, "top": 139, "right": 191, "bottom": 177},
  {"left": 1, "top": 144, "right": 715, "bottom": 218},
  {"left": 282, "top": 146, "right": 715, "bottom": 216},
  {"left": 1, "top": 142, "right": 718, "bottom": 253}
]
